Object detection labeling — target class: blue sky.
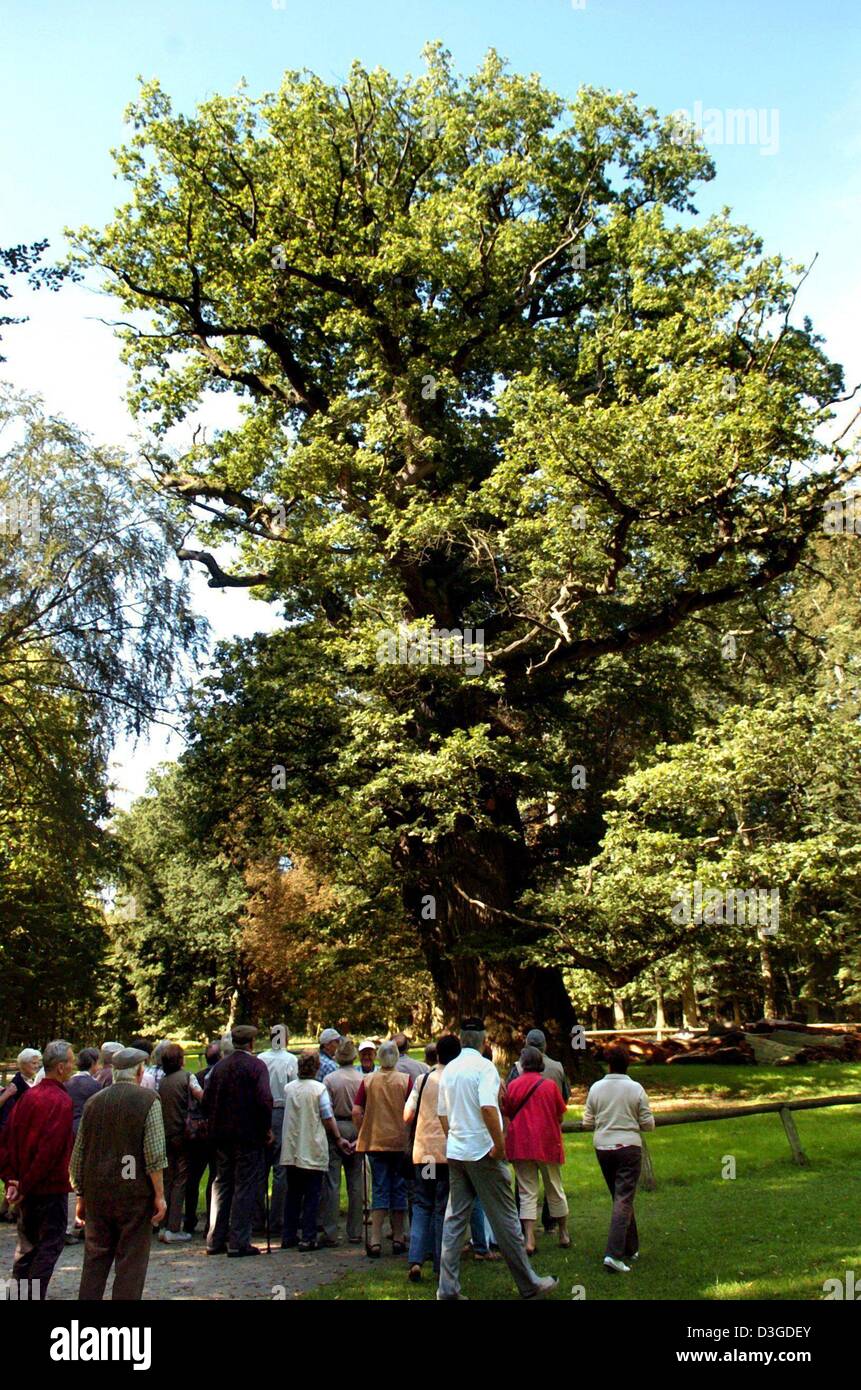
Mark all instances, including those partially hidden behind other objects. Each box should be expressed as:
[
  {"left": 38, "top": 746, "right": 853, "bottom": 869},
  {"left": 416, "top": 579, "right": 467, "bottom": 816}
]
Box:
[
  {"left": 1, "top": 0, "right": 859, "bottom": 800},
  {"left": 3, "top": 0, "right": 860, "bottom": 265}
]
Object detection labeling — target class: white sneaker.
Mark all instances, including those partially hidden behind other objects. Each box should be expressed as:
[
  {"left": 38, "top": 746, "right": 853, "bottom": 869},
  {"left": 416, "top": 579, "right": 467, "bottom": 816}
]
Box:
[
  {"left": 604, "top": 1256, "right": 631, "bottom": 1274},
  {"left": 630, "top": 1251, "right": 639, "bottom": 1261},
  {"left": 162, "top": 1231, "right": 192, "bottom": 1244}
]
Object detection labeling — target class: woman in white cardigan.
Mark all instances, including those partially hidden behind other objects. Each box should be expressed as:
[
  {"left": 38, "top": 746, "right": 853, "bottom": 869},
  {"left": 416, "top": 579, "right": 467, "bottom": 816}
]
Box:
[{"left": 280, "top": 1050, "right": 352, "bottom": 1250}]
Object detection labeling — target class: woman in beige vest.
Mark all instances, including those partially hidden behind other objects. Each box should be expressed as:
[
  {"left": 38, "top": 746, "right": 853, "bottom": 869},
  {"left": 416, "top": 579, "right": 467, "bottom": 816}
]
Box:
[
  {"left": 352, "top": 1041, "right": 411, "bottom": 1256},
  {"left": 281, "top": 1051, "right": 352, "bottom": 1251}
]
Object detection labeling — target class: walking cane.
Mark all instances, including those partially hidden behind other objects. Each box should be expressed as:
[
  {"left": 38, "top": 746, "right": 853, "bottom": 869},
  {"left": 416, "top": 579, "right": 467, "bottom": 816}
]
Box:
[
  {"left": 264, "top": 1154, "right": 271, "bottom": 1255},
  {"left": 362, "top": 1153, "right": 371, "bottom": 1255}
]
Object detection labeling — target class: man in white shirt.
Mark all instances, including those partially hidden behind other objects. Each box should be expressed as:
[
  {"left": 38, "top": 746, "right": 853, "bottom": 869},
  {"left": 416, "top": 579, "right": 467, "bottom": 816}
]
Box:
[
  {"left": 582, "top": 1046, "right": 655, "bottom": 1273},
  {"left": 436, "top": 1018, "right": 558, "bottom": 1300},
  {"left": 257, "top": 1024, "right": 298, "bottom": 1234}
]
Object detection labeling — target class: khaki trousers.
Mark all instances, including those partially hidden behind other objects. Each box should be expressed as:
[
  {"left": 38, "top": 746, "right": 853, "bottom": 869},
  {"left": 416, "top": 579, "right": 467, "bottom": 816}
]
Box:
[{"left": 513, "top": 1160, "right": 569, "bottom": 1221}]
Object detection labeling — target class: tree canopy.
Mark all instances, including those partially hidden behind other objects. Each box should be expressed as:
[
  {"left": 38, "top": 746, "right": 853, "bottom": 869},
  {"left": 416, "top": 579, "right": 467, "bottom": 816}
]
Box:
[
  {"left": 0, "top": 387, "right": 204, "bottom": 1045},
  {"left": 54, "top": 48, "right": 860, "bottom": 1058}
]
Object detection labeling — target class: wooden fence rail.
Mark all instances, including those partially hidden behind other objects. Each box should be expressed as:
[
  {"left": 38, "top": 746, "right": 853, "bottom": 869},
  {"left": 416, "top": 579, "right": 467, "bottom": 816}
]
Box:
[{"left": 562, "top": 1092, "right": 861, "bottom": 1187}]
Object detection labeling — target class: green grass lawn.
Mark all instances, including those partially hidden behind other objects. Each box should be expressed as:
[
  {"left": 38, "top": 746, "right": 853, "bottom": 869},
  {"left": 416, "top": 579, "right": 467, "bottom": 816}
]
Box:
[{"left": 305, "top": 1063, "right": 861, "bottom": 1301}]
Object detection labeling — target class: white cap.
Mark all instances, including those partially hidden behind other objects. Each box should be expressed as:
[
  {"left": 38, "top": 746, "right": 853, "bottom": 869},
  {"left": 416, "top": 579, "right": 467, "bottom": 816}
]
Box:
[{"left": 357, "top": 1039, "right": 377, "bottom": 1053}]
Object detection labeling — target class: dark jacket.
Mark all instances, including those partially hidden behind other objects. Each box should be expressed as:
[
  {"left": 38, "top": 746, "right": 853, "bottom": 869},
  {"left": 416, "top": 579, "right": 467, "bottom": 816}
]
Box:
[
  {"left": 158, "top": 1070, "right": 192, "bottom": 1144},
  {"left": 203, "top": 1050, "right": 272, "bottom": 1148},
  {"left": 65, "top": 1073, "right": 101, "bottom": 1136}
]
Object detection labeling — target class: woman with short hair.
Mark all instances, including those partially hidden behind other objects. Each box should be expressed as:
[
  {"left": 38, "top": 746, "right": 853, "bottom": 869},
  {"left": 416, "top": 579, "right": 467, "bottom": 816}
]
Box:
[
  {"left": 353, "top": 1040, "right": 411, "bottom": 1257},
  {"left": 502, "top": 1045, "right": 570, "bottom": 1255},
  {"left": 280, "top": 1051, "right": 352, "bottom": 1252}
]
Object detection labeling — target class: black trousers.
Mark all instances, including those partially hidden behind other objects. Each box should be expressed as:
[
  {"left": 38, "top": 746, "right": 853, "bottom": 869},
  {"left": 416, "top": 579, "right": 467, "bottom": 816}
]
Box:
[
  {"left": 596, "top": 1146, "right": 641, "bottom": 1260},
  {"left": 208, "top": 1145, "right": 263, "bottom": 1252},
  {"left": 11, "top": 1192, "right": 67, "bottom": 1300},
  {"left": 184, "top": 1139, "right": 215, "bottom": 1233},
  {"left": 282, "top": 1167, "right": 324, "bottom": 1245}
]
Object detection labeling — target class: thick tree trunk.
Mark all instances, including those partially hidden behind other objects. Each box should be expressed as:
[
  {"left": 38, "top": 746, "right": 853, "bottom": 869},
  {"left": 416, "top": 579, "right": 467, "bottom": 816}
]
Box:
[
  {"left": 430, "top": 950, "right": 592, "bottom": 1077},
  {"left": 398, "top": 801, "right": 601, "bottom": 1082},
  {"left": 612, "top": 991, "right": 627, "bottom": 1028}
]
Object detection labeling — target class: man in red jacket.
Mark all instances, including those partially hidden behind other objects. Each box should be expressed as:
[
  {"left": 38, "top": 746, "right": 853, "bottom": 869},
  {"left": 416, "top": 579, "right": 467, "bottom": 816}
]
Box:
[{"left": 2, "top": 1040, "right": 75, "bottom": 1299}]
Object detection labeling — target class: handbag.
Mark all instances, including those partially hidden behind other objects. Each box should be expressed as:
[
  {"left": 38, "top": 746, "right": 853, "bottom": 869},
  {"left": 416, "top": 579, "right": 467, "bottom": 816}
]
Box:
[{"left": 184, "top": 1074, "right": 208, "bottom": 1142}]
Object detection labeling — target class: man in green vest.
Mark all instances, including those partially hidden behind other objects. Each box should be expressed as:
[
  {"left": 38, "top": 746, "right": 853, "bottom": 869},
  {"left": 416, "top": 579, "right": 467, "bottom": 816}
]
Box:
[{"left": 70, "top": 1046, "right": 167, "bottom": 1300}]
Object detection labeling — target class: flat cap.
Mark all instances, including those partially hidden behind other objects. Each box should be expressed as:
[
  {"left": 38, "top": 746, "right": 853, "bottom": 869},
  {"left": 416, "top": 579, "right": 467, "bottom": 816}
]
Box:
[
  {"left": 231, "top": 1024, "right": 258, "bottom": 1046},
  {"left": 113, "top": 1047, "right": 148, "bottom": 1070},
  {"left": 319, "top": 1028, "right": 341, "bottom": 1045},
  {"left": 525, "top": 1029, "right": 546, "bottom": 1049}
]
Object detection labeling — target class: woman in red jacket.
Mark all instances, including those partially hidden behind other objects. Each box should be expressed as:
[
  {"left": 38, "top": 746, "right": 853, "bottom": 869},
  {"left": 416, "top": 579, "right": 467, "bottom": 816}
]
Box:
[{"left": 502, "top": 1046, "right": 570, "bottom": 1255}]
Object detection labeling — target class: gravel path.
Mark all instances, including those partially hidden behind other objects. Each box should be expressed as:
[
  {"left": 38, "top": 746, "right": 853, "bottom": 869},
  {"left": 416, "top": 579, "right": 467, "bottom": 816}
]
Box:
[{"left": 0, "top": 1222, "right": 366, "bottom": 1301}]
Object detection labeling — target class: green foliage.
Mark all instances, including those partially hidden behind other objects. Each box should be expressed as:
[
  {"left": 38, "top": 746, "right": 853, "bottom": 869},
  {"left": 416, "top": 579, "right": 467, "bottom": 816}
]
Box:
[
  {"left": 543, "top": 692, "right": 861, "bottom": 1017},
  {"left": 108, "top": 763, "right": 249, "bottom": 1035},
  {"left": 0, "top": 388, "right": 206, "bottom": 1044},
  {"left": 68, "top": 51, "right": 856, "bottom": 1030}
]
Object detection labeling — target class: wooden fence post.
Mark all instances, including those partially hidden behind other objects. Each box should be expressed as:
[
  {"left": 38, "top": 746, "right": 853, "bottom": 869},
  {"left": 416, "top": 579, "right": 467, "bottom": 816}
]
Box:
[{"left": 779, "top": 1106, "right": 809, "bottom": 1167}]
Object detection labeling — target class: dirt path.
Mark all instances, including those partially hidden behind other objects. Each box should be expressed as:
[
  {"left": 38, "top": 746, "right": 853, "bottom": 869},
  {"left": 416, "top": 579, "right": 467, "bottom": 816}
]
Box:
[{"left": 0, "top": 1223, "right": 364, "bottom": 1300}]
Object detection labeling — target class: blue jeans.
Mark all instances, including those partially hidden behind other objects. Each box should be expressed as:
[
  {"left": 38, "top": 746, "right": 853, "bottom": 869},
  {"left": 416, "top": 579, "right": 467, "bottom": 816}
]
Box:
[
  {"left": 367, "top": 1152, "right": 407, "bottom": 1211},
  {"left": 408, "top": 1166, "right": 492, "bottom": 1268},
  {"left": 408, "top": 1163, "right": 442, "bottom": 1267}
]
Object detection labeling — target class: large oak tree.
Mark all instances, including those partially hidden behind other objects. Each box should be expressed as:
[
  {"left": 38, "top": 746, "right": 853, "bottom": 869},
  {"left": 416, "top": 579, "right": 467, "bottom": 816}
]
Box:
[{"left": 71, "top": 48, "right": 855, "bottom": 1069}]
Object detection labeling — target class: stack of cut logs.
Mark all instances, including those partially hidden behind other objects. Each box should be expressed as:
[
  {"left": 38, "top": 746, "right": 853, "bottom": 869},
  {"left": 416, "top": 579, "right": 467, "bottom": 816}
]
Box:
[{"left": 591, "top": 1020, "right": 861, "bottom": 1065}]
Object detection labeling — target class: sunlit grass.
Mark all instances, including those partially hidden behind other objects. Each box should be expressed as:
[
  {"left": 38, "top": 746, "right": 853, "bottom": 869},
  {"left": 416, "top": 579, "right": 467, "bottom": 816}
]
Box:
[{"left": 305, "top": 1065, "right": 861, "bottom": 1301}]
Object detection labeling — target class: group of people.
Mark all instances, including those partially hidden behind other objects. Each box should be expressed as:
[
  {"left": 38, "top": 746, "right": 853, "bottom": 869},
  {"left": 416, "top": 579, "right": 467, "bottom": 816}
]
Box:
[{"left": 0, "top": 1017, "right": 654, "bottom": 1301}]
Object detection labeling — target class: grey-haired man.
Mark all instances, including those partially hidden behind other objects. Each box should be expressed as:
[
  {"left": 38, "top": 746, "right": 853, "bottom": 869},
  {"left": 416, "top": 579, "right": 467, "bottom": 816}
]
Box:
[
  {"left": 436, "top": 1018, "right": 558, "bottom": 1301},
  {"left": 3, "top": 1040, "right": 75, "bottom": 1300}
]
